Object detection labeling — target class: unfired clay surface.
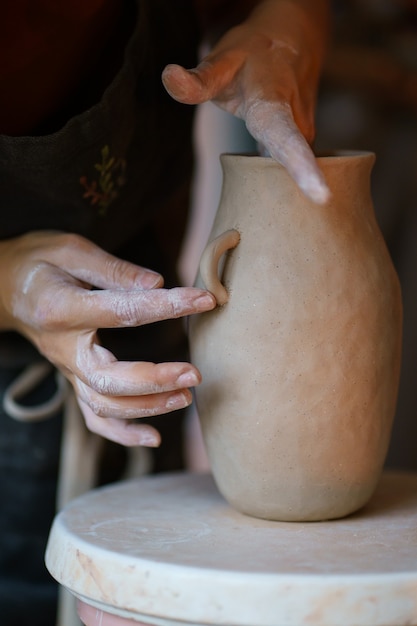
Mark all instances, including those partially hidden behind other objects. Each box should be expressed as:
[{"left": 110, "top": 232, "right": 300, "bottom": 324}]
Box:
[
  {"left": 190, "top": 153, "right": 403, "bottom": 522},
  {"left": 46, "top": 471, "right": 417, "bottom": 626}
]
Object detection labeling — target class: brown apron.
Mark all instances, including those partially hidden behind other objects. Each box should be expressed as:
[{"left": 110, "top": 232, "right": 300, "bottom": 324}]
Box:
[{"left": 0, "top": 2, "right": 200, "bottom": 623}]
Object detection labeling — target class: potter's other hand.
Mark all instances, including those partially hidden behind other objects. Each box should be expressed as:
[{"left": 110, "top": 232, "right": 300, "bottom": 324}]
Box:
[
  {"left": 0, "top": 232, "right": 216, "bottom": 446},
  {"left": 162, "top": 0, "right": 331, "bottom": 204}
]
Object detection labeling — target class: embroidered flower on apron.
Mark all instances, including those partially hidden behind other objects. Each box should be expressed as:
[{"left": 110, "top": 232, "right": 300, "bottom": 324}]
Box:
[{"left": 80, "top": 144, "right": 127, "bottom": 215}]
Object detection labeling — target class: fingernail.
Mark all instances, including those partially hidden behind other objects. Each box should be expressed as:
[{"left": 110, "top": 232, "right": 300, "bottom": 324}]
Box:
[
  {"left": 166, "top": 392, "right": 191, "bottom": 410},
  {"left": 176, "top": 371, "right": 199, "bottom": 387},
  {"left": 193, "top": 294, "right": 216, "bottom": 311},
  {"left": 139, "top": 432, "right": 160, "bottom": 447}
]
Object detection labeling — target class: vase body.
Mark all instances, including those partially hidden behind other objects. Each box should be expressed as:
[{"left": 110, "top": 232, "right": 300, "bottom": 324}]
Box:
[{"left": 189, "top": 153, "right": 402, "bottom": 522}]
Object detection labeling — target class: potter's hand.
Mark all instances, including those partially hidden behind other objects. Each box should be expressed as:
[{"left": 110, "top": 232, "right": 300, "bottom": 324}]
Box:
[
  {"left": 162, "top": 0, "right": 330, "bottom": 204},
  {"left": 0, "top": 232, "right": 215, "bottom": 446}
]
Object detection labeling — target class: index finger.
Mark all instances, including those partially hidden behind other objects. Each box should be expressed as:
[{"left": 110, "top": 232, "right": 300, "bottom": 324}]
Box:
[
  {"left": 245, "top": 101, "right": 330, "bottom": 205},
  {"left": 75, "top": 286, "right": 216, "bottom": 329}
]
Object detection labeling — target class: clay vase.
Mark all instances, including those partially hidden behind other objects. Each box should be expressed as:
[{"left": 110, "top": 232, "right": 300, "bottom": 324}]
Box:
[{"left": 189, "top": 152, "right": 402, "bottom": 522}]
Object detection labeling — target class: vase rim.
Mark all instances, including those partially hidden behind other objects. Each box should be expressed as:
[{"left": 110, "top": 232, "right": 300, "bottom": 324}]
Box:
[{"left": 220, "top": 150, "right": 375, "bottom": 163}]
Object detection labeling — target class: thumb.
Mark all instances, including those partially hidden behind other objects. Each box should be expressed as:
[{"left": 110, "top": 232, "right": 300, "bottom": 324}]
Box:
[{"left": 162, "top": 54, "right": 242, "bottom": 105}]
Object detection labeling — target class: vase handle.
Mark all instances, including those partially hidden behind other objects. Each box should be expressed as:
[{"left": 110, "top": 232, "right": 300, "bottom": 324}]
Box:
[{"left": 199, "top": 229, "right": 240, "bottom": 306}]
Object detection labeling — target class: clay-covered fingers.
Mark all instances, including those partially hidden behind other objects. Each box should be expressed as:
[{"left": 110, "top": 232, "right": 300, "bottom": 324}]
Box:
[
  {"left": 18, "top": 271, "right": 215, "bottom": 333},
  {"left": 77, "top": 399, "right": 163, "bottom": 447},
  {"left": 161, "top": 63, "right": 206, "bottom": 104},
  {"left": 72, "top": 286, "right": 216, "bottom": 329},
  {"left": 161, "top": 0, "right": 330, "bottom": 206},
  {"left": 245, "top": 101, "right": 330, "bottom": 205},
  {"left": 161, "top": 54, "right": 242, "bottom": 105},
  {"left": 162, "top": 60, "right": 329, "bottom": 205},
  {"left": 76, "top": 351, "right": 202, "bottom": 397},
  {"left": 74, "top": 358, "right": 200, "bottom": 446},
  {"left": 76, "top": 381, "right": 192, "bottom": 420},
  {"left": 73, "top": 343, "right": 200, "bottom": 419},
  {"left": 0, "top": 232, "right": 216, "bottom": 447}
]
